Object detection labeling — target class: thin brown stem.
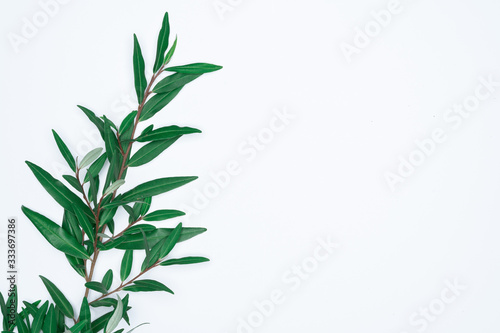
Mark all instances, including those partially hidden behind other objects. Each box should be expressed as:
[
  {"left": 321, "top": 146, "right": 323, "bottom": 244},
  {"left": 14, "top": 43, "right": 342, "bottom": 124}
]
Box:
[{"left": 82, "top": 64, "right": 166, "bottom": 301}]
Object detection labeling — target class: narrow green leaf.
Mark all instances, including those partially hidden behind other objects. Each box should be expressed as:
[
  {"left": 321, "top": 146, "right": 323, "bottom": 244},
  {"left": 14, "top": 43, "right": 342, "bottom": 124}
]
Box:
[
  {"left": 153, "top": 12, "right": 170, "bottom": 72},
  {"left": 165, "top": 63, "right": 223, "bottom": 74},
  {"left": 139, "top": 87, "right": 183, "bottom": 121},
  {"left": 99, "top": 206, "right": 118, "bottom": 228},
  {"left": 91, "top": 311, "right": 112, "bottom": 333},
  {"left": 69, "top": 320, "right": 88, "bottom": 333},
  {"left": 141, "top": 236, "right": 165, "bottom": 271},
  {"left": 25, "top": 161, "right": 93, "bottom": 219},
  {"left": 123, "top": 224, "right": 157, "bottom": 235},
  {"left": 160, "top": 256, "right": 210, "bottom": 266},
  {"left": 127, "top": 137, "right": 180, "bottom": 167},
  {"left": 63, "top": 210, "right": 83, "bottom": 244},
  {"left": 0, "top": 292, "right": 7, "bottom": 330},
  {"left": 62, "top": 175, "right": 83, "bottom": 194},
  {"left": 103, "top": 180, "right": 125, "bottom": 198},
  {"left": 163, "top": 36, "right": 177, "bottom": 65},
  {"left": 84, "top": 154, "right": 107, "bottom": 183},
  {"left": 104, "top": 296, "right": 123, "bottom": 333},
  {"left": 159, "top": 222, "right": 182, "bottom": 258},
  {"left": 88, "top": 172, "right": 99, "bottom": 208},
  {"left": 77, "top": 106, "right": 105, "bottom": 138},
  {"left": 89, "top": 298, "right": 116, "bottom": 308},
  {"left": 153, "top": 73, "right": 201, "bottom": 94},
  {"left": 120, "top": 176, "right": 197, "bottom": 202},
  {"left": 79, "top": 297, "right": 91, "bottom": 332},
  {"left": 125, "top": 322, "right": 150, "bottom": 333},
  {"left": 39, "top": 276, "right": 74, "bottom": 318},
  {"left": 4, "top": 286, "right": 17, "bottom": 331},
  {"left": 123, "top": 280, "right": 173, "bottom": 294},
  {"left": 65, "top": 255, "right": 86, "bottom": 278},
  {"left": 135, "top": 125, "right": 201, "bottom": 142},
  {"left": 118, "top": 111, "right": 137, "bottom": 137},
  {"left": 140, "top": 229, "right": 151, "bottom": 267},
  {"left": 22, "top": 206, "right": 90, "bottom": 259},
  {"left": 42, "top": 304, "right": 56, "bottom": 333},
  {"left": 143, "top": 209, "right": 185, "bottom": 221},
  {"left": 133, "top": 34, "right": 147, "bottom": 104},
  {"left": 31, "top": 300, "right": 49, "bottom": 333},
  {"left": 120, "top": 250, "right": 133, "bottom": 282},
  {"left": 79, "top": 148, "right": 103, "bottom": 170},
  {"left": 103, "top": 119, "right": 119, "bottom": 162},
  {"left": 15, "top": 314, "right": 29, "bottom": 333},
  {"left": 102, "top": 270, "right": 113, "bottom": 290},
  {"left": 116, "top": 227, "right": 206, "bottom": 250},
  {"left": 52, "top": 130, "right": 76, "bottom": 171},
  {"left": 74, "top": 206, "right": 95, "bottom": 244},
  {"left": 139, "top": 197, "right": 152, "bottom": 216},
  {"left": 85, "top": 282, "right": 108, "bottom": 294}
]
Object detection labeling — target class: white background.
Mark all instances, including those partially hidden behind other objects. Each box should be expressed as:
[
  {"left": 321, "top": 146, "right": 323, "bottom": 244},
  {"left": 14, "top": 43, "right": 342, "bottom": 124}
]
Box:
[{"left": 1, "top": 0, "right": 500, "bottom": 332}]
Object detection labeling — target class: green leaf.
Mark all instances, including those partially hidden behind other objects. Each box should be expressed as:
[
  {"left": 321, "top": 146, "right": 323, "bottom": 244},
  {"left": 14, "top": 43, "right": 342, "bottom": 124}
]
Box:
[
  {"left": 63, "top": 210, "right": 83, "bottom": 244},
  {"left": 25, "top": 161, "right": 93, "bottom": 219},
  {"left": 120, "top": 176, "right": 197, "bottom": 202},
  {"left": 159, "top": 222, "right": 182, "bottom": 258},
  {"left": 52, "top": 130, "right": 76, "bottom": 171},
  {"left": 74, "top": 206, "right": 95, "bottom": 244},
  {"left": 103, "top": 119, "right": 119, "bottom": 162},
  {"left": 98, "top": 237, "right": 125, "bottom": 251},
  {"left": 133, "top": 34, "right": 147, "bottom": 104},
  {"left": 39, "top": 276, "right": 74, "bottom": 318},
  {"left": 22, "top": 206, "right": 90, "bottom": 259},
  {"left": 89, "top": 298, "right": 117, "bottom": 308},
  {"left": 99, "top": 206, "right": 118, "bottom": 228},
  {"left": 104, "top": 296, "right": 123, "bottom": 333},
  {"left": 118, "top": 111, "right": 137, "bottom": 137},
  {"left": 102, "top": 270, "right": 113, "bottom": 290},
  {"left": 139, "top": 87, "right": 183, "bottom": 121},
  {"left": 69, "top": 320, "right": 88, "bottom": 333},
  {"left": 85, "top": 282, "right": 108, "bottom": 294},
  {"left": 84, "top": 154, "right": 107, "bottom": 183},
  {"left": 103, "top": 180, "right": 125, "bottom": 198},
  {"left": 77, "top": 106, "right": 105, "bottom": 138},
  {"left": 123, "top": 280, "right": 173, "bottom": 294},
  {"left": 160, "top": 256, "right": 209, "bottom": 266},
  {"left": 141, "top": 235, "right": 164, "bottom": 271},
  {"left": 65, "top": 254, "right": 86, "bottom": 278},
  {"left": 42, "top": 304, "right": 56, "bottom": 333},
  {"left": 165, "top": 63, "right": 223, "bottom": 74},
  {"left": 163, "top": 36, "right": 177, "bottom": 65},
  {"left": 0, "top": 293, "right": 7, "bottom": 330},
  {"left": 153, "top": 12, "right": 170, "bottom": 72},
  {"left": 140, "top": 229, "right": 151, "bottom": 266},
  {"left": 116, "top": 227, "right": 206, "bottom": 250},
  {"left": 79, "top": 148, "right": 103, "bottom": 169},
  {"left": 127, "top": 137, "right": 180, "bottom": 167},
  {"left": 153, "top": 73, "right": 201, "bottom": 94},
  {"left": 31, "top": 300, "right": 49, "bottom": 333},
  {"left": 79, "top": 297, "right": 91, "bottom": 332},
  {"left": 143, "top": 209, "right": 185, "bottom": 221},
  {"left": 120, "top": 250, "right": 133, "bottom": 282},
  {"left": 88, "top": 172, "right": 99, "bottom": 208},
  {"left": 135, "top": 125, "right": 201, "bottom": 142},
  {"left": 123, "top": 224, "right": 157, "bottom": 235},
  {"left": 15, "top": 314, "right": 28, "bottom": 333},
  {"left": 4, "top": 286, "right": 17, "bottom": 331},
  {"left": 139, "top": 197, "right": 152, "bottom": 216},
  {"left": 62, "top": 175, "right": 83, "bottom": 194},
  {"left": 91, "top": 311, "right": 112, "bottom": 333}
]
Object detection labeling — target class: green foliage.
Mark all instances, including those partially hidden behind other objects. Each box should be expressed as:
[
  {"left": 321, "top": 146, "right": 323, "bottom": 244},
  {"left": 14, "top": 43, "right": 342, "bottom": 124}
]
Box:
[{"left": 9, "top": 12, "right": 220, "bottom": 333}]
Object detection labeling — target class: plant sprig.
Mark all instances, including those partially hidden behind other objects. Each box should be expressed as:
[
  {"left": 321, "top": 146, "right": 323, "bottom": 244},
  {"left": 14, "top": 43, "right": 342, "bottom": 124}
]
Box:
[{"left": 5, "top": 12, "right": 221, "bottom": 333}]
